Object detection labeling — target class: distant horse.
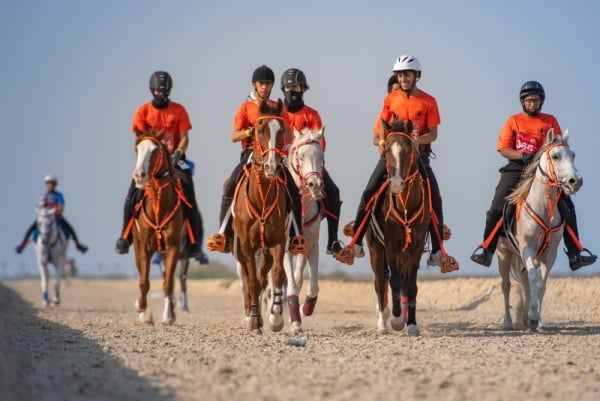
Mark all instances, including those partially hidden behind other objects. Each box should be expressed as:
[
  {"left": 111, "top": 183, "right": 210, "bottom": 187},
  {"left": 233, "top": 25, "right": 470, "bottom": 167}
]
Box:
[
  {"left": 283, "top": 127, "right": 325, "bottom": 334},
  {"left": 497, "top": 129, "right": 581, "bottom": 331},
  {"left": 131, "top": 129, "right": 185, "bottom": 325},
  {"left": 233, "top": 99, "right": 289, "bottom": 334},
  {"left": 35, "top": 206, "right": 68, "bottom": 306},
  {"left": 366, "top": 121, "right": 430, "bottom": 335}
]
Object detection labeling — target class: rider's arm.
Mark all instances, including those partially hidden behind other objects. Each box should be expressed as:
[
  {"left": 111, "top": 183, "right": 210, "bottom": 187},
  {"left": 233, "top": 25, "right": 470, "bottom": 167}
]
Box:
[
  {"left": 499, "top": 146, "right": 523, "bottom": 161},
  {"left": 177, "top": 131, "right": 189, "bottom": 152},
  {"left": 231, "top": 128, "right": 251, "bottom": 143},
  {"left": 415, "top": 126, "right": 438, "bottom": 146}
]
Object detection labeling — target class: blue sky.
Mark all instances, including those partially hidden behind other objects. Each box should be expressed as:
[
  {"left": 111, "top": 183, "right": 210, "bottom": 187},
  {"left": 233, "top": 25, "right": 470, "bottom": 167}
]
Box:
[{"left": 2, "top": 1, "right": 599, "bottom": 278}]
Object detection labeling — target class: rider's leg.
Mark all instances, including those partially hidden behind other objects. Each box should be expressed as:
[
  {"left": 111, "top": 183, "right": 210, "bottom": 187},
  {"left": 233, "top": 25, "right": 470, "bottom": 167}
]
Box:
[
  {"left": 58, "top": 216, "right": 88, "bottom": 253},
  {"left": 559, "top": 194, "right": 597, "bottom": 271},
  {"left": 15, "top": 221, "right": 36, "bottom": 253},
  {"left": 115, "top": 180, "right": 137, "bottom": 254},
  {"left": 471, "top": 169, "right": 522, "bottom": 266},
  {"left": 322, "top": 169, "right": 342, "bottom": 254},
  {"left": 283, "top": 165, "right": 308, "bottom": 255},
  {"left": 351, "top": 158, "right": 387, "bottom": 249},
  {"left": 177, "top": 167, "right": 204, "bottom": 255}
]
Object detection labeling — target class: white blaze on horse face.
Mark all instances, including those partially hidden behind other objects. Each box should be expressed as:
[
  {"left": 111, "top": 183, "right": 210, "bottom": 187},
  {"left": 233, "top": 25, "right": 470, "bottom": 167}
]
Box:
[
  {"left": 297, "top": 136, "right": 324, "bottom": 200},
  {"left": 389, "top": 142, "right": 405, "bottom": 194},
  {"left": 263, "top": 119, "right": 282, "bottom": 180},
  {"left": 133, "top": 139, "right": 158, "bottom": 188}
]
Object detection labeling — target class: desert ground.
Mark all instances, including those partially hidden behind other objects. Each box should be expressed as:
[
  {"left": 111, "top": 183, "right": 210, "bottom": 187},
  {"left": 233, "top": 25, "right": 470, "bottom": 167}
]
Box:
[{"left": 1, "top": 273, "right": 600, "bottom": 401}]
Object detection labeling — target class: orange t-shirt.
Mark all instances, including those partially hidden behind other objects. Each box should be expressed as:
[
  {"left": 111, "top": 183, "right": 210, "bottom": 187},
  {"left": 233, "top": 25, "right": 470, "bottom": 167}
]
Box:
[
  {"left": 131, "top": 101, "right": 192, "bottom": 154},
  {"left": 496, "top": 112, "right": 561, "bottom": 154},
  {"left": 377, "top": 89, "right": 440, "bottom": 153},
  {"left": 286, "top": 104, "right": 327, "bottom": 151},
  {"left": 233, "top": 99, "right": 292, "bottom": 151}
]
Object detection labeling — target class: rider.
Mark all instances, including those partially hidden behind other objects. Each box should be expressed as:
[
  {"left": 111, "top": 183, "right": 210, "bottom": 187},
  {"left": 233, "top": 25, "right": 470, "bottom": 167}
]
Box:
[
  {"left": 280, "top": 67, "right": 343, "bottom": 255},
  {"left": 205, "top": 65, "right": 307, "bottom": 255},
  {"left": 337, "top": 55, "right": 458, "bottom": 269},
  {"left": 470, "top": 81, "right": 597, "bottom": 271},
  {"left": 387, "top": 74, "right": 400, "bottom": 93},
  {"left": 115, "top": 71, "right": 206, "bottom": 261},
  {"left": 15, "top": 174, "right": 88, "bottom": 254}
]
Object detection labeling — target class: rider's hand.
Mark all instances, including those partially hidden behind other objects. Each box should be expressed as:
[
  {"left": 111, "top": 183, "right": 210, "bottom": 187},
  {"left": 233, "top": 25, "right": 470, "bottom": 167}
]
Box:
[
  {"left": 171, "top": 148, "right": 184, "bottom": 165},
  {"left": 520, "top": 152, "right": 534, "bottom": 164}
]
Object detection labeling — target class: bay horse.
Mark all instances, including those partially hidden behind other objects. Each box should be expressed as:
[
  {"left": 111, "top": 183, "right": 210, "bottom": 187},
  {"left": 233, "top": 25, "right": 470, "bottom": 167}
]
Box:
[
  {"left": 283, "top": 127, "right": 325, "bottom": 334},
  {"left": 34, "top": 206, "right": 68, "bottom": 306},
  {"left": 366, "top": 121, "right": 430, "bottom": 335},
  {"left": 131, "top": 129, "right": 186, "bottom": 325},
  {"left": 497, "top": 129, "right": 581, "bottom": 331},
  {"left": 233, "top": 99, "right": 289, "bottom": 334}
]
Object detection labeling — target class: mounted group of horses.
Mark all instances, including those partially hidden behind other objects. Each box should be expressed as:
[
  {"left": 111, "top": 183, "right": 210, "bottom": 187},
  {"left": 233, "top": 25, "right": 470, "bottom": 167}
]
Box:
[{"left": 29, "top": 99, "right": 583, "bottom": 336}]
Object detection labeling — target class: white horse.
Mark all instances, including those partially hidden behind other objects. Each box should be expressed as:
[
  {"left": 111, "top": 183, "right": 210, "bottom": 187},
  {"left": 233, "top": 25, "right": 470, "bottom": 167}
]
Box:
[
  {"left": 497, "top": 129, "right": 582, "bottom": 331},
  {"left": 283, "top": 127, "right": 325, "bottom": 334},
  {"left": 34, "top": 206, "right": 69, "bottom": 306}
]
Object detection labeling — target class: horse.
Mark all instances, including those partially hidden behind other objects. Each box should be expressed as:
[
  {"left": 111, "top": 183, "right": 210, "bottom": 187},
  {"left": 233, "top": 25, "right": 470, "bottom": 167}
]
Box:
[
  {"left": 366, "top": 121, "right": 430, "bottom": 335},
  {"left": 283, "top": 127, "right": 325, "bottom": 334},
  {"left": 131, "top": 129, "right": 186, "bottom": 325},
  {"left": 34, "top": 206, "right": 69, "bottom": 306},
  {"left": 497, "top": 129, "right": 581, "bottom": 331},
  {"left": 233, "top": 99, "right": 289, "bottom": 334}
]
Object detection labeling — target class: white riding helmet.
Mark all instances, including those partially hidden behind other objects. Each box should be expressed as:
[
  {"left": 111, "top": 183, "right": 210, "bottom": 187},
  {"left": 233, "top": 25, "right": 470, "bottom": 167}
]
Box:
[
  {"left": 392, "top": 55, "right": 422, "bottom": 78},
  {"left": 44, "top": 173, "right": 58, "bottom": 184}
]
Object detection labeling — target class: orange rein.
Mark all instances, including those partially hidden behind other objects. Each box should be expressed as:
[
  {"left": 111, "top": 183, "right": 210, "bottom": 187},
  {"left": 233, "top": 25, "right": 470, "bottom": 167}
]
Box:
[
  {"left": 516, "top": 142, "right": 566, "bottom": 257},
  {"left": 384, "top": 132, "right": 426, "bottom": 252},
  {"left": 138, "top": 135, "right": 190, "bottom": 251},
  {"left": 240, "top": 115, "right": 287, "bottom": 249}
]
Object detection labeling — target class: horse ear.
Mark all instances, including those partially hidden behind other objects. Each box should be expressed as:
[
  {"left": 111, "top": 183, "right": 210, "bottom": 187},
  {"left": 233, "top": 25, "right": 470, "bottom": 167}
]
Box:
[
  {"left": 562, "top": 128, "right": 570, "bottom": 142},
  {"left": 319, "top": 126, "right": 325, "bottom": 136},
  {"left": 545, "top": 128, "right": 556, "bottom": 145},
  {"left": 259, "top": 99, "right": 268, "bottom": 114}
]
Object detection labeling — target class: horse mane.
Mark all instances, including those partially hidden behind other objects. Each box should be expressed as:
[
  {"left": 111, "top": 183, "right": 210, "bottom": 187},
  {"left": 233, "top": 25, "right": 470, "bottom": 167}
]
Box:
[
  {"left": 259, "top": 99, "right": 284, "bottom": 116},
  {"left": 387, "top": 119, "right": 413, "bottom": 134},
  {"left": 507, "top": 136, "right": 566, "bottom": 204}
]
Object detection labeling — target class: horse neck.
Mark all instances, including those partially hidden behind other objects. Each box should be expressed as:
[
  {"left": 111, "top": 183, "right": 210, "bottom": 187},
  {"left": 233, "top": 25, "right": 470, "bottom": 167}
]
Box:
[
  {"left": 524, "top": 170, "right": 561, "bottom": 222},
  {"left": 143, "top": 175, "right": 178, "bottom": 217},
  {"left": 247, "top": 166, "right": 282, "bottom": 203}
]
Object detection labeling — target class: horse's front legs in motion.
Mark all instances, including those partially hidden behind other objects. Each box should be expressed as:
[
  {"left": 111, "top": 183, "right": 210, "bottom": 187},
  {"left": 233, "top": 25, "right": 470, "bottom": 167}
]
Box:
[
  {"left": 389, "top": 266, "right": 419, "bottom": 336},
  {"left": 370, "top": 243, "right": 390, "bottom": 334},
  {"left": 261, "top": 250, "right": 285, "bottom": 332},
  {"left": 161, "top": 246, "right": 178, "bottom": 325},
  {"left": 523, "top": 253, "right": 543, "bottom": 331},
  {"left": 179, "top": 258, "right": 190, "bottom": 311},
  {"left": 134, "top": 250, "right": 153, "bottom": 324}
]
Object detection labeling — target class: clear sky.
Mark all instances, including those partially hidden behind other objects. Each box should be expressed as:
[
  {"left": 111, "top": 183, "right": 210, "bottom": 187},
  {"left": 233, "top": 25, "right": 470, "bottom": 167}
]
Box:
[{"left": 2, "top": 0, "right": 599, "bottom": 278}]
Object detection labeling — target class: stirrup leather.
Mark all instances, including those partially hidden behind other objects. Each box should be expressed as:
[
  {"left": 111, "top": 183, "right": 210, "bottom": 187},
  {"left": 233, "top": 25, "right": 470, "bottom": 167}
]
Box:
[
  {"left": 335, "top": 245, "right": 356, "bottom": 266},
  {"left": 290, "top": 235, "right": 308, "bottom": 255},
  {"left": 442, "top": 224, "right": 452, "bottom": 241},
  {"left": 206, "top": 233, "right": 227, "bottom": 252},
  {"left": 440, "top": 254, "right": 459, "bottom": 273},
  {"left": 343, "top": 221, "right": 355, "bottom": 237}
]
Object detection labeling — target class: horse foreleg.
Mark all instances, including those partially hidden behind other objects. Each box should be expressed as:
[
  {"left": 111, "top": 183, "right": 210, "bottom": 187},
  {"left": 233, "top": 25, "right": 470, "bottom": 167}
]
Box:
[
  {"left": 523, "top": 253, "right": 540, "bottom": 330},
  {"left": 370, "top": 245, "right": 390, "bottom": 334},
  {"left": 134, "top": 249, "right": 153, "bottom": 324},
  {"left": 239, "top": 251, "right": 262, "bottom": 334},
  {"left": 53, "top": 258, "right": 64, "bottom": 305},
  {"left": 497, "top": 240, "right": 513, "bottom": 330},
  {"left": 405, "top": 267, "right": 419, "bottom": 336},
  {"left": 38, "top": 259, "right": 50, "bottom": 307},
  {"left": 161, "top": 245, "right": 178, "bottom": 325},
  {"left": 268, "top": 248, "right": 285, "bottom": 332},
  {"left": 302, "top": 246, "right": 320, "bottom": 317},
  {"left": 284, "top": 251, "right": 302, "bottom": 333},
  {"left": 179, "top": 258, "right": 190, "bottom": 312}
]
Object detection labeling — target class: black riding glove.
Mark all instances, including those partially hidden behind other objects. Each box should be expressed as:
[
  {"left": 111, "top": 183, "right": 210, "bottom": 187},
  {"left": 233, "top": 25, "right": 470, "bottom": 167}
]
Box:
[
  {"left": 171, "top": 149, "right": 184, "bottom": 165},
  {"left": 520, "top": 152, "right": 534, "bottom": 164}
]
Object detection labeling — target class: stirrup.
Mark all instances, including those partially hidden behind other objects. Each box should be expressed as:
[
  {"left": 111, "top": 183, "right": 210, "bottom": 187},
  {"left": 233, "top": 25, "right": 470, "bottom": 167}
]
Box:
[
  {"left": 335, "top": 245, "right": 356, "bottom": 266},
  {"left": 442, "top": 224, "right": 452, "bottom": 241},
  {"left": 440, "top": 254, "right": 460, "bottom": 273},
  {"left": 206, "top": 233, "right": 227, "bottom": 252},
  {"left": 290, "top": 235, "right": 308, "bottom": 255},
  {"left": 343, "top": 221, "right": 355, "bottom": 237}
]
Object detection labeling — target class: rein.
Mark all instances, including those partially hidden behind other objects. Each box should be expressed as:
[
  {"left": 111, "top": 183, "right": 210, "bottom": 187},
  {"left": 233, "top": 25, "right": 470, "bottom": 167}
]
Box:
[
  {"left": 517, "top": 142, "right": 567, "bottom": 257},
  {"left": 253, "top": 116, "right": 286, "bottom": 163},
  {"left": 383, "top": 132, "right": 426, "bottom": 251},
  {"left": 290, "top": 139, "right": 325, "bottom": 186}
]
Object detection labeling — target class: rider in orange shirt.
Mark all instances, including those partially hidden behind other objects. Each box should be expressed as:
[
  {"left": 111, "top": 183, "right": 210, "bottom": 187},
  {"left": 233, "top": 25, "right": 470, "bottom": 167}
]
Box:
[
  {"left": 115, "top": 71, "right": 205, "bottom": 260},
  {"left": 280, "top": 68, "right": 343, "bottom": 255},
  {"left": 338, "top": 55, "right": 457, "bottom": 269},
  {"left": 206, "top": 65, "right": 307, "bottom": 255},
  {"left": 471, "top": 81, "right": 596, "bottom": 270}
]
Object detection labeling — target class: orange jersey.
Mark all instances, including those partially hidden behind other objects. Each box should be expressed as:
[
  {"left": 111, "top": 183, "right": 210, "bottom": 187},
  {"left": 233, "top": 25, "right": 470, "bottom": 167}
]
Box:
[
  {"left": 496, "top": 112, "right": 561, "bottom": 154},
  {"left": 286, "top": 104, "right": 327, "bottom": 151},
  {"left": 233, "top": 99, "right": 292, "bottom": 150},
  {"left": 378, "top": 89, "right": 441, "bottom": 135},
  {"left": 132, "top": 101, "right": 192, "bottom": 154}
]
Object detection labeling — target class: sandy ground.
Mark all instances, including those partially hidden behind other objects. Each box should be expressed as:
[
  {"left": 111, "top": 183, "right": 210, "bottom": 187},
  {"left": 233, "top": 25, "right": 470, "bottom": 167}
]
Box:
[{"left": 1, "top": 273, "right": 600, "bottom": 401}]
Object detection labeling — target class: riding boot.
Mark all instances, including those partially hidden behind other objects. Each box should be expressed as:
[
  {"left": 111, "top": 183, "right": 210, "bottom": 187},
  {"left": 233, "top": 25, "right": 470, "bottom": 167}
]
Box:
[
  {"left": 470, "top": 209, "right": 502, "bottom": 267},
  {"left": 325, "top": 202, "right": 342, "bottom": 255},
  {"left": 289, "top": 192, "right": 308, "bottom": 255},
  {"left": 115, "top": 182, "right": 136, "bottom": 254},
  {"left": 15, "top": 221, "right": 36, "bottom": 254},
  {"left": 60, "top": 217, "right": 88, "bottom": 253},
  {"left": 206, "top": 196, "right": 233, "bottom": 253},
  {"left": 560, "top": 198, "right": 597, "bottom": 271}
]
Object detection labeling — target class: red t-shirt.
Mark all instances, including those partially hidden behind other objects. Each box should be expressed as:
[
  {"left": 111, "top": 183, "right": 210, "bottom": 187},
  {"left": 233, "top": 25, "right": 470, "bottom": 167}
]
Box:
[
  {"left": 496, "top": 112, "right": 561, "bottom": 154},
  {"left": 286, "top": 104, "right": 327, "bottom": 151},
  {"left": 233, "top": 99, "right": 292, "bottom": 150},
  {"left": 131, "top": 101, "right": 192, "bottom": 154}
]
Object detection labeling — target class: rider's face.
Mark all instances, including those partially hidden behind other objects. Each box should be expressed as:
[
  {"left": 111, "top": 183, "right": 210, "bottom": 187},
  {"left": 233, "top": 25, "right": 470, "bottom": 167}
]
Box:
[
  {"left": 395, "top": 71, "right": 416, "bottom": 91},
  {"left": 253, "top": 81, "right": 273, "bottom": 99},
  {"left": 521, "top": 95, "right": 542, "bottom": 113}
]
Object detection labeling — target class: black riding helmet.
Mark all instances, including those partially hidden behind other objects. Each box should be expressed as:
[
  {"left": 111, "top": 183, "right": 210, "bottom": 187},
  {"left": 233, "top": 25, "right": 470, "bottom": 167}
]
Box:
[
  {"left": 252, "top": 65, "right": 275, "bottom": 83},
  {"left": 149, "top": 71, "right": 173, "bottom": 95},
  {"left": 519, "top": 80, "right": 545, "bottom": 101},
  {"left": 280, "top": 68, "right": 309, "bottom": 91}
]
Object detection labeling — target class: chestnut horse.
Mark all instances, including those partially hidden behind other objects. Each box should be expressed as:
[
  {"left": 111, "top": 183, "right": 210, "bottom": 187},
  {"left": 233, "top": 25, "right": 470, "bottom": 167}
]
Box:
[
  {"left": 131, "top": 130, "right": 186, "bottom": 325},
  {"left": 366, "top": 121, "right": 430, "bottom": 335},
  {"left": 233, "top": 99, "right": 289, "bottom": 334}
]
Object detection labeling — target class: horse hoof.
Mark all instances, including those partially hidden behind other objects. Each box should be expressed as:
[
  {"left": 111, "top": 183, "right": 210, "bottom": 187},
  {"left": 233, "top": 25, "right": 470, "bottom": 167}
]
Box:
[
  {"left": 390, "top": 315, "right": 406, "bottom": 331},
  {"left": 134, "top": 300, "right": 145, "bottom": 313},
  {"left": 162, "top": 318, "right": 174, "bottom": 326},
  {"left": 251, "top": 328, "right": 263, "bottom": 335},
  {"left": 376, "top": 326, "right": 388, "bottom": 335},
  {"left": 383, "top": 306, "right": 391, "bottom": 320},
  {"left": 290, "top": 322, "right": 303, "bottom": 335},
  {"left": 180, "top": 305, "right": 190, "bottom": 312},
  {"left": 137, "top": 311, "right": 153, "bottom": 324},
  {"left": 52, "top": 298, "right": 61, "bottom": 306},
  {"left": 407, "top": 324, "right": 420, "bottom": 337},
  {"left": 270, "top": 315, "right": 284, "bottom": 332},
  {"left": 528, "top": 319, "right": 539, "bottom": 330},
  {"left": 302, "top": 295, "right": 318, "bottom": 316},
  {"left": 503, "top": 325, "right": 514, "bottom": 331}
]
